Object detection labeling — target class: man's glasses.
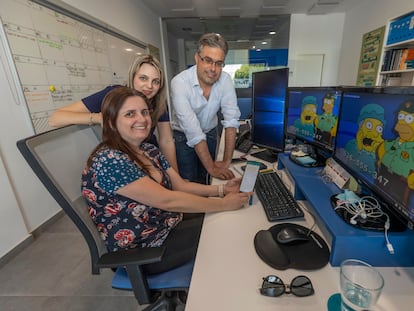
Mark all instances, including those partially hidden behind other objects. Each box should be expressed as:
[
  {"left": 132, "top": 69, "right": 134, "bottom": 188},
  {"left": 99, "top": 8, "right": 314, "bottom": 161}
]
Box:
[
  {"left": 260, "top": 275, "right": 314, "bottom": 297},
  {"left": 198, "top": 53, "right": 225, "bottom": 68}
]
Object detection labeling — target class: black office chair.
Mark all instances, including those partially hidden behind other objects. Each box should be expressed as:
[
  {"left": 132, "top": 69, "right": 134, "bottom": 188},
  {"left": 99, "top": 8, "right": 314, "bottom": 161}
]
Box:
[{"left": 17, "top": 124, "right": 193, "bottom": 311}]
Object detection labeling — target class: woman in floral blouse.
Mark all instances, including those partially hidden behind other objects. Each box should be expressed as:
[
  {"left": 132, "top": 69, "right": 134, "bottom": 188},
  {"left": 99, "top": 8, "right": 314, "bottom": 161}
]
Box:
[{"left": 81, "top": 86, "right": 250, "bottom": 274}]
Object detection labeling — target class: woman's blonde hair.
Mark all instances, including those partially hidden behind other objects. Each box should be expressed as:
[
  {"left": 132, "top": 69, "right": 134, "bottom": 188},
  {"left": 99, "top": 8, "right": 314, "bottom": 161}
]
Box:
[{"left": 127, "top": 54, "right": 166, "bottom": 127}]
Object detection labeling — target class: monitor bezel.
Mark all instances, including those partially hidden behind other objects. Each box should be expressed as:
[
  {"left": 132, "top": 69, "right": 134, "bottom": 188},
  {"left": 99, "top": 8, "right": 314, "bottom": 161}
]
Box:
[
  {"left": 250, "top": 67, "right": 289, "bottom": 153},
  {"left": 333, "top": 86, "right": 414, "bottom": 229},
  {"left": 285, "top": 86, "right": 343, "bottom": 154}
]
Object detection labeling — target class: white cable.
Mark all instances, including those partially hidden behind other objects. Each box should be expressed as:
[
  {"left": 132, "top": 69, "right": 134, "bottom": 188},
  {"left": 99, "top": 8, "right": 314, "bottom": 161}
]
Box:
[
  {"left": 297, "top": 201, "right": 317, "bottom": 236},
  {"left": 334, "top": 193, "right": 394, "bottom": 254}
]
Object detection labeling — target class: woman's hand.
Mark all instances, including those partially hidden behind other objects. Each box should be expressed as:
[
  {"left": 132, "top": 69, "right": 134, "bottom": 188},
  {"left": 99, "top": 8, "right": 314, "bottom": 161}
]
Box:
[
  {"left": 222, "top": 192, "right": 251, "bottom": 210},
  {"left": 223, "top": 178, "right": 242, "bottom": 194}
]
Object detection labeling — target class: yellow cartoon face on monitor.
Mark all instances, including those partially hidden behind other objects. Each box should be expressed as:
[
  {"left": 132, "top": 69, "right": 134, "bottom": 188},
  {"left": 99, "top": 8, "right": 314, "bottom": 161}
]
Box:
[
  {"left": 356, "top": 104, "right": 385, "bottom": 153},
  {"left": 300, "top": 96, "right": 317, "bottom": 125},
  {"left": 395, "top": 101, "right": 414, "bottom": 142},
  {"left": 322, "top": 93, "right": 335, "bottom": 114}
]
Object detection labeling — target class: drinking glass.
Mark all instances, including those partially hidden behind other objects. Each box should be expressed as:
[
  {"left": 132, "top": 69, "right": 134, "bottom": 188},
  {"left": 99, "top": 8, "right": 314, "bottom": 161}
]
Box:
[{"left": 340, "top": 259, "right": 384, "bottom": 311}]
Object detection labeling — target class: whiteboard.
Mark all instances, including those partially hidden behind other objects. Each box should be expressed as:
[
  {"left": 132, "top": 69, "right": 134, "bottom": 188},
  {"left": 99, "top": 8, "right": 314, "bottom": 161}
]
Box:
[{"left": 0, "top": 0, "right": 147, "bottom": 133}]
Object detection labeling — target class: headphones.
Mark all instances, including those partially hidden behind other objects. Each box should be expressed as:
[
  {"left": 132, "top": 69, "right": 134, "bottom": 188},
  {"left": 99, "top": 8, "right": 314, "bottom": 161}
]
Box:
[
  {"left": 334, "top": 191, "right": 394, "bottom": 254},
  {"left": 349, "top": 209, "right": 367, "bottom": 225}
]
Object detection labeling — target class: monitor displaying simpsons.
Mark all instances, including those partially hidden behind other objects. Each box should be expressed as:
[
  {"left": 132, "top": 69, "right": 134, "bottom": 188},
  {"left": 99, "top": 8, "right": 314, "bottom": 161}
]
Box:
[
  {"left": 285, "top": 87, "right": 343, "bottom": 152},
  {"left": 334, "top": 87, "right": 414, "bottom": 227}
]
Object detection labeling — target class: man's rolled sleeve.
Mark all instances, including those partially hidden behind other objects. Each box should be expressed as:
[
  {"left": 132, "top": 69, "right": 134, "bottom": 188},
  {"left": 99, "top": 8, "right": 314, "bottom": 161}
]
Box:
[{"left": 220, "top": 75, "right": 241, "bottom": 130}]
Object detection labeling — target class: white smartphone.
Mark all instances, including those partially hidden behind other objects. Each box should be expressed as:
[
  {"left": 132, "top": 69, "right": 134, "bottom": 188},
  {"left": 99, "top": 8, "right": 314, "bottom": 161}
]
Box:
[{"left": 240, "top": 161, "right": 261, "bottom": 193}]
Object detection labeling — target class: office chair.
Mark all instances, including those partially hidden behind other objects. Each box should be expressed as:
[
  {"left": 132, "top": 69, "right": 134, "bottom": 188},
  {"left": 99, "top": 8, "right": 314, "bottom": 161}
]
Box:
[{"left": 17, "top": 124, "right": 194, "bottom": 311}]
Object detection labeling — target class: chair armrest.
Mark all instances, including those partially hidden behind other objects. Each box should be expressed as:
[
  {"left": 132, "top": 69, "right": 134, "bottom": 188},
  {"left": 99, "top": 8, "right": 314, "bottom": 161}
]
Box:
[{"left": 97, "top": 246, "right": 166, "bottom": 268}]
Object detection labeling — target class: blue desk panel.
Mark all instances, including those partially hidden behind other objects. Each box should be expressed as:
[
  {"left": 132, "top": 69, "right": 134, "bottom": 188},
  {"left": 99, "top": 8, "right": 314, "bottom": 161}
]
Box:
[{"left": 278, "top": 154, "right": 414, "bottom": 267}]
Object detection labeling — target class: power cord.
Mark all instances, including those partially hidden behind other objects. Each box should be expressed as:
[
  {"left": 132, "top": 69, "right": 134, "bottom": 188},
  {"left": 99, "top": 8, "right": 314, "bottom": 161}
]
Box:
[{"left": 297, "top": 201, "right": 318, "bottom": 236}]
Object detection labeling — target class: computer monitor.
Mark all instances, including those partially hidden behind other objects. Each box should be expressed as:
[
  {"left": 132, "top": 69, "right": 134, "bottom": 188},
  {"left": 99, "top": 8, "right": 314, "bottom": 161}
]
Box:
[
  {"left": 334, "top": 86, "right": 414, "bottom": 230},
  {"left": 236, "top": 88, "right": 252, "bottom": 120},
  {"left": 250, "top": 68, "right": 289, "bottom": 163},
  {"left": 285, "top": 87, "right": 343, "bottom": 166}
]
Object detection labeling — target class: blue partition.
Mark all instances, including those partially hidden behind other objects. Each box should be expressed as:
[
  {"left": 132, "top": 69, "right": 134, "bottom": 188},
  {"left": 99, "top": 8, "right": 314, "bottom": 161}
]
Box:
[{"left": 277, "top": 154, "right": 414, "bottom": 267}]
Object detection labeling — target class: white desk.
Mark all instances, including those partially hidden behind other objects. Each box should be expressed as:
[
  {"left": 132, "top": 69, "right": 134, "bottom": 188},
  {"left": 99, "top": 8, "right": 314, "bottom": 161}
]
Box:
[{"left": 185, "top": 146, "right": 414, "bottom": 310}]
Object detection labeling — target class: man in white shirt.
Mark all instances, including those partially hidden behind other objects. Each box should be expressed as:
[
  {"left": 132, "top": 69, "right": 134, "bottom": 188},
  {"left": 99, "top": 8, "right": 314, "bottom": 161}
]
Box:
[{"left": 170, "top": 33, "right": 241, "bottom": 184}]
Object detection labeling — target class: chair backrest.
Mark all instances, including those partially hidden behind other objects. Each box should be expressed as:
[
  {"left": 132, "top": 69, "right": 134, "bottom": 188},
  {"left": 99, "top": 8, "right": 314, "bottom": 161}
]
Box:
[{"left": 17, "top": 125, "right": 107, "bottom": 274}]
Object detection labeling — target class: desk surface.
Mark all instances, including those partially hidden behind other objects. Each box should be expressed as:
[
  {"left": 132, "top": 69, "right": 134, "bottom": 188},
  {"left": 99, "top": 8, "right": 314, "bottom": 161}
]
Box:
[{"left": 185, "top": 148, "right": 414, "bottom": 310}]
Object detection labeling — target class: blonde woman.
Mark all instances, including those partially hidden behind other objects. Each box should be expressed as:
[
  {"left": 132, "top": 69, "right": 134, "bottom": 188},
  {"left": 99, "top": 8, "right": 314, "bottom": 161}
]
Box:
[{"left": 49, "top": 54, "right": 178, "bottom": 171}]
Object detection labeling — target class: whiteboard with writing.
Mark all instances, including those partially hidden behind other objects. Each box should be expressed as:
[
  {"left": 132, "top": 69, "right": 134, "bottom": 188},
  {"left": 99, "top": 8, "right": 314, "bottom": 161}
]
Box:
[{"left": 1, "top": 0, "right": 146, "bottom": 133}]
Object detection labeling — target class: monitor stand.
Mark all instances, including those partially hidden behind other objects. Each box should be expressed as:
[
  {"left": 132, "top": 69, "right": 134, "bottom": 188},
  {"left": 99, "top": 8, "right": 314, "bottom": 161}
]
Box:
[
  {"left": 289, "top": 144, "right": 326, "bottom": 167},
  {"left": 251, "top": 149, "right": 278, "bottom": 163},
  {"left": 330, "top": 193, "right": 406, "bottom": 232}
]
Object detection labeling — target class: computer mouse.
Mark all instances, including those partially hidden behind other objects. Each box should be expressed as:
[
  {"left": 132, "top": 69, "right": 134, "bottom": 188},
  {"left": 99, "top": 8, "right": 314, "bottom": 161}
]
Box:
[{"left": 276, "top": 227, "right": 310, "bottom": 245}]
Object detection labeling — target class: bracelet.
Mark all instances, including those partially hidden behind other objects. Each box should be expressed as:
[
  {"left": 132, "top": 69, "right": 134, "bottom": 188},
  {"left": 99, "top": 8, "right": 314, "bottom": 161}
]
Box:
[
  {"left": 218, "top": 184, "right": 224, "bottom": 198},
  {"left": 88, "top": 113, "right": 93, "bottom": 126}
]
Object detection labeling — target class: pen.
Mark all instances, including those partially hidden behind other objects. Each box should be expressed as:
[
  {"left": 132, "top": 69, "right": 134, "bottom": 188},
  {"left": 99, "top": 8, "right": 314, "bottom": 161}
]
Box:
[{"left": 260, "top": 168, "right": 274, "bottom": 174}]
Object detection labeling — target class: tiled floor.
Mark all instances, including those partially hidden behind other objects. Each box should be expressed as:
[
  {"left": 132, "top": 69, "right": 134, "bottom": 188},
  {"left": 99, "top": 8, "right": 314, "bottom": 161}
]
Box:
[{"left": 0, "top": 214, "right": 144, "bottom": 311}]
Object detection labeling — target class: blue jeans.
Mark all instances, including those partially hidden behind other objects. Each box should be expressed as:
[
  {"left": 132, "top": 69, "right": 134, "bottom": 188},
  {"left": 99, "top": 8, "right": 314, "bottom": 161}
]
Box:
[{"left": 174, "top": 129, "right": 218, "bottom": 184}]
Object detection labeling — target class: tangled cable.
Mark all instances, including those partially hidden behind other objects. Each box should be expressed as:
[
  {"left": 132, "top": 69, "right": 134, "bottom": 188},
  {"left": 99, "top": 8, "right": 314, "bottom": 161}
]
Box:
[{"left": 334, "top": 193, "right": 394, "bottom": 254}]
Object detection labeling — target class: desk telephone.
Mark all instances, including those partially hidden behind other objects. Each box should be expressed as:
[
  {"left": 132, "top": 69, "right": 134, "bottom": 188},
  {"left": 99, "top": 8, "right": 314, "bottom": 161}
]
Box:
[{"left": 236, "top": 126, "right": 253, "bottom": 153}]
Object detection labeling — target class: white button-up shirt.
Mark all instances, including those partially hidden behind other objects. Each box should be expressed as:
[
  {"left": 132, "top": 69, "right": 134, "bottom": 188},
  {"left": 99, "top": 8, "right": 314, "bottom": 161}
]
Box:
[{"left": 170, "top": 65, "right": 240, "bottom": 148}]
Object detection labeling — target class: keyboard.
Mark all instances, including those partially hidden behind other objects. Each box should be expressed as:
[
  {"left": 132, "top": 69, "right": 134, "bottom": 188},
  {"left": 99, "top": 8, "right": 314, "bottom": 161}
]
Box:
[{"left": 255, "top": 171, "right": 304, "bottom": 221}]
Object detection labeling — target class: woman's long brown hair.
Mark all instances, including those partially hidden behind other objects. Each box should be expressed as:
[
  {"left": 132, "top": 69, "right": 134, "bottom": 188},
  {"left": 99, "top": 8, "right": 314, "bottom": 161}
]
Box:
[{"left": 86, "top": 86, "right": 151, "bottom": 172}]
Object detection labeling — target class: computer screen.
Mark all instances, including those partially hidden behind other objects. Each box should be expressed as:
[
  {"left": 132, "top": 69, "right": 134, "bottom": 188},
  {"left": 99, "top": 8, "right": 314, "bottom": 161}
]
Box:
[
  {"left": 286, "top": 87, "right": 343, "bottom": 153},
  {"left": 334, "top": 86, "right": 414, "bottom": 229},
  {"left": 251, "top": 68, "right": 288, "bottom": 159},
  {"left": 236, "top": 88, "right": 252, "bottom": 120}
]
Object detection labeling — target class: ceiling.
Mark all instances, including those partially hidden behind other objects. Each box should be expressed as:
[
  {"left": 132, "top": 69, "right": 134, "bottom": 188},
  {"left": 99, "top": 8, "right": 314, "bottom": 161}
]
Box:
[{"left": 141, "top": 0, "right": 363, "bottom": 49}]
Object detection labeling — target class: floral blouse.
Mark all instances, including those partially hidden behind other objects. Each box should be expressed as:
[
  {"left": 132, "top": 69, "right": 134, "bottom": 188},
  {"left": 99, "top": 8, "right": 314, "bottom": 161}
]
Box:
[{"left": 81, "top": 143, "right": 183, "bottom": 252}]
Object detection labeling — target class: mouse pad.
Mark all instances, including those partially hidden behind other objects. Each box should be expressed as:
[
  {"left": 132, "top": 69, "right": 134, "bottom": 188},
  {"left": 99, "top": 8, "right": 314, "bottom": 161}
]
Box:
[{"left": 254, "top": 223, "right": 330, "bottom": 270}]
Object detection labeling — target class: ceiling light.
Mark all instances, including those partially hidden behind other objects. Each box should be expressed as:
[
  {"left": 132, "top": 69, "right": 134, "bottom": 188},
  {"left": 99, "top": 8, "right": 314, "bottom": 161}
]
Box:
[
  {"left": 261, "top": 41, "right": 268, "bottom": 45},
  {"left": 269, "top": 31, "right": 276, "bottom": 35}
]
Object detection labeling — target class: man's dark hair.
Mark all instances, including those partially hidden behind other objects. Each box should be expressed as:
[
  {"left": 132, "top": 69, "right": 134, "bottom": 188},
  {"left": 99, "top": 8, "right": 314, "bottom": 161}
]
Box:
[{"left": 197, "top": 33, "right": 229, "bottom": 56}]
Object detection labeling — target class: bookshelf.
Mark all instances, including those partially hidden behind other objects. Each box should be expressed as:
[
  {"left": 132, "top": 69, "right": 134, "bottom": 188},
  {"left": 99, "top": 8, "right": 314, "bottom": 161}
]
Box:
[{"left": 377, "top": 11, "right": 414, "bottom": 86}]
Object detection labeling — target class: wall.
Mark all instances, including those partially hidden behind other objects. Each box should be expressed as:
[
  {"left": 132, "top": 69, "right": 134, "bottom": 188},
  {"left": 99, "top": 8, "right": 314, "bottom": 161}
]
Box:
[
  {"left": 0, "top": 0, "right": 162, "bottom": 259},
  {"left": 338, "top": 0, "right": 414, "bottom": 85},
  {"left": 288, "top": 13, "right": 346, "bottom": 86}
]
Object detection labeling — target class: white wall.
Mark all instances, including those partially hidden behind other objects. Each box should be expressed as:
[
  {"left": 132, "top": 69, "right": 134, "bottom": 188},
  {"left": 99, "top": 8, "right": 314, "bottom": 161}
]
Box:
[
  {"left": 288, "top": 13, "right": 345, "bottom": 86},
  {"left": 0, "top": 0, "right": 162, "bottom": 259},
  {"left": 338, "top": 0, "right": 414, "bottom": 85}
]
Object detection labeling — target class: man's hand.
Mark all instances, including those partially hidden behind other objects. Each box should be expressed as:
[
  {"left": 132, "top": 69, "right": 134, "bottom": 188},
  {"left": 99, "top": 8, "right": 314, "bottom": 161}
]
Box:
[{"left": 209, "top": 165, "right": 235, "bottom": 180}]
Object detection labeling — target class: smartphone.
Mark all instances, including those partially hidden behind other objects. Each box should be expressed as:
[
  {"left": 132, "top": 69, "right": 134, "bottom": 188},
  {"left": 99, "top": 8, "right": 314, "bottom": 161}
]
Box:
[{"left": 240, "top": 161, "right": 261, "bottom": 193}]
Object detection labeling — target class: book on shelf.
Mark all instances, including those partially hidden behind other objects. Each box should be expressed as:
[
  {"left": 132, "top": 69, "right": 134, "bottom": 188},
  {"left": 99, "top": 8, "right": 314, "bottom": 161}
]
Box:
[{"left": 381, "top": 48, "right": 414, "bottom": 71}]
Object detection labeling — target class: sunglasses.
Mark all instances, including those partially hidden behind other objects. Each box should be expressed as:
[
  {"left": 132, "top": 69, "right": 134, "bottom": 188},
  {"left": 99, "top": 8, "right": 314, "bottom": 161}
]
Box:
[{"left": 260, "top": 275, "right": 314, "bottom": 297}]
